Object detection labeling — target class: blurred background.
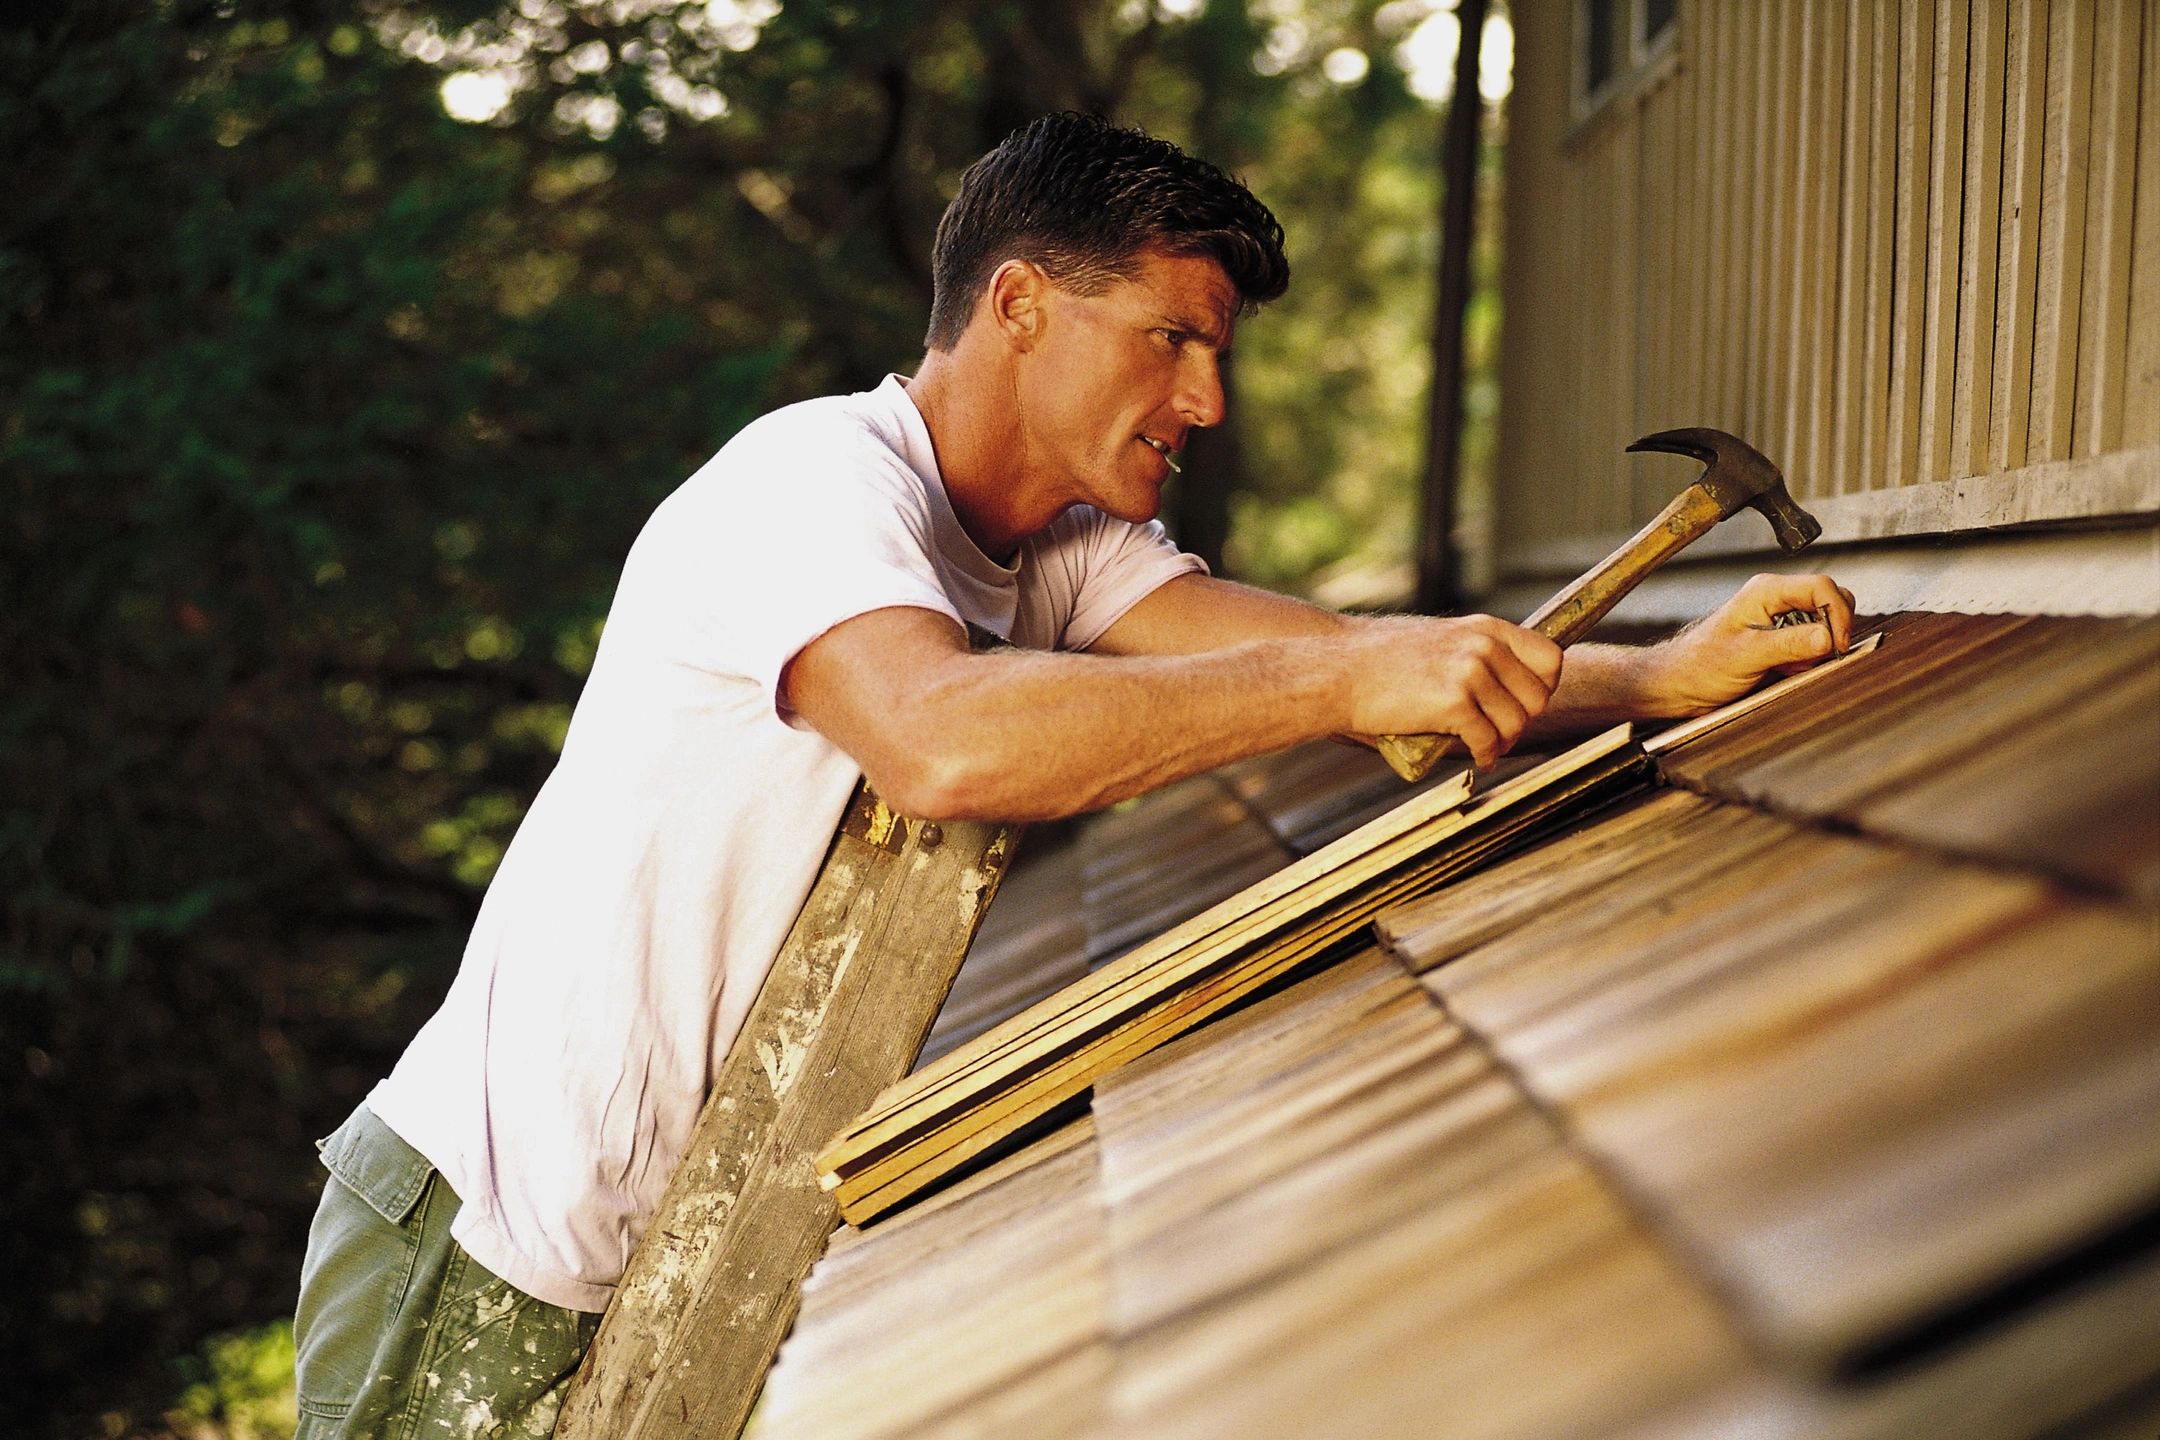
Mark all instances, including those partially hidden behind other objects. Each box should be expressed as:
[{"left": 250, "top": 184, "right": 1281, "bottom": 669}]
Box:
[{"left": 1, "top": 1, "right": 1511, "bottom": 1433}]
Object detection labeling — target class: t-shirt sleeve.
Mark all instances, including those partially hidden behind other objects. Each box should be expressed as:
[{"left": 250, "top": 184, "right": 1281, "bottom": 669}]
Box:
[
  {"left": 1030, "top": 510, "right": 1210, "bottom": 652},
  {"left": 649, "top": 426, "right": 963, "bottom": 721}
]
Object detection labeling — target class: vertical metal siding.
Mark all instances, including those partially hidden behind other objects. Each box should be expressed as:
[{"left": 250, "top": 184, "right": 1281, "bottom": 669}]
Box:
[{"left": 1497, "top": 0, "right": 2157, "bottom": 568}]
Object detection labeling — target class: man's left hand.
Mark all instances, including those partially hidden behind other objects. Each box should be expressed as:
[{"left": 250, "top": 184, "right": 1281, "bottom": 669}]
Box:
[{"left": 1638, "top": 572, "right": 1858, "bottom": 717}]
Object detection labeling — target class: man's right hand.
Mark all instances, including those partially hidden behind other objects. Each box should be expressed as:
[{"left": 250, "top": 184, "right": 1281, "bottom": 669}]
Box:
[{"left": 1337, "top": 615, "right": 1563, "bottom": 772}]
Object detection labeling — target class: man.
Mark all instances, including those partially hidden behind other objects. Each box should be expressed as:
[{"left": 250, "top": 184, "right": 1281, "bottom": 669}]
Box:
[{"left": 293, "top": 112, "right": 1852, "bottom": 1437}]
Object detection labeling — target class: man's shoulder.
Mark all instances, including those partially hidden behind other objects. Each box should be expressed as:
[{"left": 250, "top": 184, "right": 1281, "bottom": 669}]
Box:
[
  {"left": 726, "top": 380, "right": 911, "bottom": 462},
  {"left": 686, "top": 383, "right": 924, "bottom": 503}
]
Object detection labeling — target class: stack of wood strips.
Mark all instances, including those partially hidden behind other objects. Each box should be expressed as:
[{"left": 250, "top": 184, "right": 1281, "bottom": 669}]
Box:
[
  {"left": 816, "top": 725, "right": 1653, "bottom": 1225},
  {"left": 1656, "top": 611, "right": 2160, "bottom": 897},
  {"left": 1078, "top": 740, "right": 1479, "bottom": 964},
  {"left": 1380, "top": 791, "right": 2160, "bottom": 1378},
  {"left": 919, "top": 740, "right": 1489, "bottom": 1066}
]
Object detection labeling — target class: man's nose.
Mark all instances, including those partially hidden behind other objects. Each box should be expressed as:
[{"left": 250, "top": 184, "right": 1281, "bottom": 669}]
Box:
[{"left": 1176, "top": 351, "right": 1227, "bottom": 429}]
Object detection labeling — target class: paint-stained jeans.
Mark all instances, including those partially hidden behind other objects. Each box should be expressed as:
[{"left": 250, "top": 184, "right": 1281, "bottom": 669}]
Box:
[{"left": 293, "top": 1107, "right": 601, "bottom": 1439}]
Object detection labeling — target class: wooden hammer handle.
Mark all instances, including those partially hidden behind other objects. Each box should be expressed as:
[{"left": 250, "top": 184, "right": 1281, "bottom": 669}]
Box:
[{"left": 1375, "top": 485, "right": 1726, "bottom": 782}]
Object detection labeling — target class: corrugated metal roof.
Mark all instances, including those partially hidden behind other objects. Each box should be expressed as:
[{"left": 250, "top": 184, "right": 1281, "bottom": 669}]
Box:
[{"left": 748, "top": 612, "right": 2160, "bottom": 1440}]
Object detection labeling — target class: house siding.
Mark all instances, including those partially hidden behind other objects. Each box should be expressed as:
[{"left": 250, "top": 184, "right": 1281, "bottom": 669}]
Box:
[{"left": 1497, "top": 0, "right": 2159, "bottom": 579}]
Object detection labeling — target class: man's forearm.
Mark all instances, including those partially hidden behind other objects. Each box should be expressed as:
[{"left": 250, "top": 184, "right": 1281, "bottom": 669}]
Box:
[
  {"left": 1104, "top": 584, "right": 1667, "bottom": 745},
  {"left": 886, "top": 635, "right": 1357, "bottom": 821},
  {"left": 790, "top": 597, "right": 1563, "bottom": 823},
  {"left": 1099, "top": 576, "right": 1666, "bottom": 762},
  {"left": 1097, "top": 577, "right": 1816, "bottom": 755},
  {"left": 1529, "top": 642, "right": 1689, "bottom": 738}
]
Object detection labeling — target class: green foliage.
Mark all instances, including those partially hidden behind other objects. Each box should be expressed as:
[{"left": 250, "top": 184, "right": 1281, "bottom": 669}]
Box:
[
  {"left": 1119, "top": 0, "right": 1466, "bottom": 594},
  {"left": 2, "top": 3, "right": 786, "bottom": 1428},
  {"left": 168, "top": 1321, "right": 298, "bottom": 1440},
  {"left": 2, "top": 2, "right": 1487, "bottom": 1433},
  {"left": 5, "top": 2, "right": 788, "bottom": 1007}
]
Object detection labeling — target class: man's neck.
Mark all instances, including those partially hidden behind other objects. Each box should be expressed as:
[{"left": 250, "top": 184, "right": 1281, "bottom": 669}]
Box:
[{"left": 904, "top": 349, "right": 1054, "bottom": 563}]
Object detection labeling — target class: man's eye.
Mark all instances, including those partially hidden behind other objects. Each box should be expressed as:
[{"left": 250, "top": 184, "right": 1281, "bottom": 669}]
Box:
[{"left": 1157, "top": 329, "right": 1186, "bottom": 347}]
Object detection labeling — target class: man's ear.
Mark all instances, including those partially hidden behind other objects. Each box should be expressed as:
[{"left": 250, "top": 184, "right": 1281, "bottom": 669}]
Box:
[{"left": 985, "top": 259, "right": 1049, "bottom": 351}]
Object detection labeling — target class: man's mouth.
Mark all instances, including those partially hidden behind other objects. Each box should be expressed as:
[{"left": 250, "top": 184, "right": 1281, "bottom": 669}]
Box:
[{"left": 1140, "top": 436, "right": 1182, "bottom": 473}]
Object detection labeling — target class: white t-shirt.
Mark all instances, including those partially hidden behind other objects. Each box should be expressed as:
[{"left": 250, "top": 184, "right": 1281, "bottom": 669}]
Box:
[{"left": 367, "top": 375, "right": 1203, "bottom": 1311}]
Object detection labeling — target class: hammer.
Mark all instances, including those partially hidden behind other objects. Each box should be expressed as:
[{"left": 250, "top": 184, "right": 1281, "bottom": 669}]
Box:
[{"left": 1377, "top": 426, "right": 1822, "bottom": 783}]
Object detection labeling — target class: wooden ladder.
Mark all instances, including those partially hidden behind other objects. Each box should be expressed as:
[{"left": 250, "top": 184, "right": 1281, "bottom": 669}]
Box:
[{"left": 555, "top": 783, "right": 1017, "bottom": 1439}]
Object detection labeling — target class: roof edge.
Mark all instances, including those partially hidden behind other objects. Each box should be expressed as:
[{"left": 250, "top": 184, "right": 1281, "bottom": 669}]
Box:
[{"left": 1486, "top": 521, "right": 2160, "bottom": 626}]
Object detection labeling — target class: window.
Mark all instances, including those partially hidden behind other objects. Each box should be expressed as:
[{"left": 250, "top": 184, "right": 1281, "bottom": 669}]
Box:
[
  {"left": 1584, "top": 0, "right": 1620, "bottom": 97},
  {"left": 1575, "top": 0, "right": 1679, "bottom": 121},
  {"left": 1642, "top": 0, "right": 1676, "bottom": 49}
]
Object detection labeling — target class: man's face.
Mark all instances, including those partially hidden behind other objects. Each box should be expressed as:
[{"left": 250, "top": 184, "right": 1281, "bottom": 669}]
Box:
[{"left": 1016, "top": 247, "right": 1239, "bottom": 525}]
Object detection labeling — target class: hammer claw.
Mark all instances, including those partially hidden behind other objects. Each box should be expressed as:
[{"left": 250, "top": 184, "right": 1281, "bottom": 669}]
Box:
[
  {"left": 1759, "top": 487, "right": 1823, "bottom": 551},
  {"left": 1628, "top": 426, "right": 1821, "bottom": 552}
]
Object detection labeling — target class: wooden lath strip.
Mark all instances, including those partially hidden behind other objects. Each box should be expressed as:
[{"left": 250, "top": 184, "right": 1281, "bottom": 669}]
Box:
[
  {"left": 1888, "top": 0, "right": 1940, "bottom": 489},
  {"left": 1857, "top": 0, "right": 1902, "bottom": 494},
  {"left": 1652, "top": 19, "right": 1685, "bottom": 435},
  {"left": 1609, "top": 113, "right": 1639, "bottom": 531},
  {"left": 1986, "top": 0, "right": 2050, "bottom": 475},
  {"left": 1950, "top": 0, "right": 2010, "bottom": 479},
  {"left": 845, "top": 729, "right": 1628, "bottom": 1135},
  {"left": 1917, "top": 0, "right": 1971, "bottom": 484},
  {"left": 1675, "top": 0, "right": 1711, "bottom": 428},
  {"left": 2073, "top": 0, "right": 2142, "bottom": 455},
  {"left": 1758, "top": 2, "right": 1803, "bottom": 448},
  {"left": 2027, "top": 0, "right": 2097, "bottom": 462},
  {"left": 1642, "top": 631, "right": 1886, "bottom": 757},
  {"left": 1777, "top": 0, "right": 1820, "bottom": 485},
  {"left": 1728, "top": 0, "right": 1758, "bottom": 434},
  {"left": 1633, "top": 52, "right": 1675, "bottom": 485},
  {"left": 1741, "top": 2, "right": 1774, "bottom": 446},
  {"left": 829, "top": 754, "right": 1654, "bottom": 1225},
  {"left": 2122, "top": 0, "right": 2160, "bottom": 448},
  {"left": 818, "top": 730, "right": 1653, "bottom": 1225},
  {"left": 1698, "top": 0, "right": 1738, "bottom": 432},
  {"left": 874, "top": 769, "right": 1472, "bottom": 1110},
  {"left": 843, "top": 767, "right": 1471, "bottom": 1133},
  {"left": 829, "top": 740, "right": 1623, "bottom": 1175},
  {"left": 1832, "top": 0, "right": 1878, "bottom": 495}
]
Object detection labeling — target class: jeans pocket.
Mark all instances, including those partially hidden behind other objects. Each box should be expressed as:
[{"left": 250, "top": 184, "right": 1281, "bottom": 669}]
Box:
[{"left": 293, "top": 1108, "right": 437, "bottom": 1419}]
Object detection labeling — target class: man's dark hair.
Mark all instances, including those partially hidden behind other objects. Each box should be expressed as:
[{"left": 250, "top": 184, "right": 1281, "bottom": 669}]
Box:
[{"left": 923, "top": 112, "right": 1289, "bottom": 351}]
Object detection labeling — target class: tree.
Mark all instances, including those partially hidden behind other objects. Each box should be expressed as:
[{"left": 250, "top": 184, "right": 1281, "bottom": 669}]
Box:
[{"left": 2, "top": 2, "right": 1475, "bottom": 1430}]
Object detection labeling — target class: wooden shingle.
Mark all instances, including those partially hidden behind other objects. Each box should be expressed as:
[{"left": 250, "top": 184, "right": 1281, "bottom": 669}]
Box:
[
  {"left": 1657, "top": 612, "right": 2160, "bottom": 896},
  {"left": 746, "top": 607, "right": 2159, "bottom": 1440}
]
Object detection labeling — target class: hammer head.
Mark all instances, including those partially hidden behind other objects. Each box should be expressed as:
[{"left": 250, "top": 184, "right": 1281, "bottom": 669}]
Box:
[{"left": 1626, "top": 426, "right": 1822, "bottom": 552}]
